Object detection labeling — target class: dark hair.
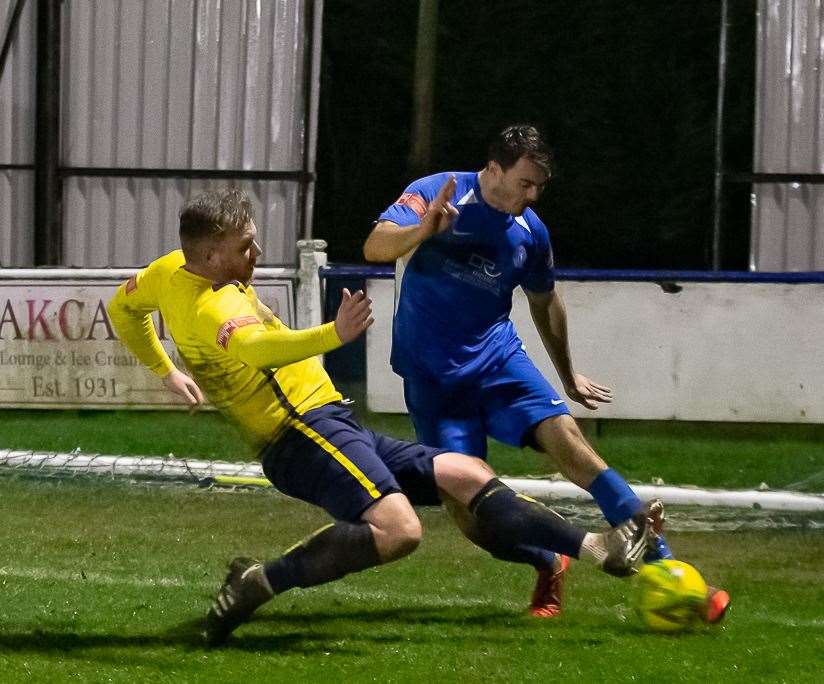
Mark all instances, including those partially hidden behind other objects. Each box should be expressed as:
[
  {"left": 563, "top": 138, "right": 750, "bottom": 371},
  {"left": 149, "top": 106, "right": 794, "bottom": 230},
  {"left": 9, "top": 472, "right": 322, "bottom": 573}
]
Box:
[
  {"left": 488, "top": 124, "right": 553, "bottom": 175},
  {"left": 179, "top": 188, "right": 255, "bottom": 259}
]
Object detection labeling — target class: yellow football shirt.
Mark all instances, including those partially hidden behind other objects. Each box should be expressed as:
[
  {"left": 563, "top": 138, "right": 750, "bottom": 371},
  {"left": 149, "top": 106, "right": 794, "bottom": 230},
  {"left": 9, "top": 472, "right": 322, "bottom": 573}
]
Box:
[{"left": 108, "top": 250, "right": 343, "bottom": 449}]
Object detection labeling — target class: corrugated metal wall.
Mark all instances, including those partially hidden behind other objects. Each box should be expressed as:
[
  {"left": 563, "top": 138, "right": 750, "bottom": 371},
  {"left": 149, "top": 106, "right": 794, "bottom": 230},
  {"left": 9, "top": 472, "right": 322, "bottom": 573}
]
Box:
[
  {"left": 751, "top": 0, "right": 824, "bottom": 271},
  {"left": 0, "top": 0, "right": 36, "bottom": 267},
  {"left": 0, "top": 0, "right": 315, "bottom": 268}
]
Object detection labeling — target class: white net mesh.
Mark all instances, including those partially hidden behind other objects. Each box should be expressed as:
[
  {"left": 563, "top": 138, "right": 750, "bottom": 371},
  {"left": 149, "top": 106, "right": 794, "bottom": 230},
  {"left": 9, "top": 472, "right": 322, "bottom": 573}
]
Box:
[
  {"left": 2, "top": 448, "right": 823, "bottom": 513},
  {"left": 0, "top": 448, "right": 264, "bottom": 483}
]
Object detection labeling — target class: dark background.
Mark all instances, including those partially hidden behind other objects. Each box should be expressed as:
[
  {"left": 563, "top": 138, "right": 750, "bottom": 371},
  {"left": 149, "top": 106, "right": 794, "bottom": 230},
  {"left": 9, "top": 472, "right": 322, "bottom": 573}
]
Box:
[{"left": 314, "top": 0, "right": 755, "bottom": 270}]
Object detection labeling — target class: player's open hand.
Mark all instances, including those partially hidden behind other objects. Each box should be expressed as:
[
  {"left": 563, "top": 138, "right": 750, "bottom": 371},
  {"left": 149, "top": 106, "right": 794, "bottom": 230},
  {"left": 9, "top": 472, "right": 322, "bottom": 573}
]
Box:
[
  {"left": 421, "top": 175, "right": 459, "bottom": 236},
  {"left": 565, "top": 373, "right": 613, "bottom": 410},
  {"left": 335, "top": 288, "right": 374, "bottom": 343},
  {"left": 163, "top": 369, "right": 205, "bottom": 408}
]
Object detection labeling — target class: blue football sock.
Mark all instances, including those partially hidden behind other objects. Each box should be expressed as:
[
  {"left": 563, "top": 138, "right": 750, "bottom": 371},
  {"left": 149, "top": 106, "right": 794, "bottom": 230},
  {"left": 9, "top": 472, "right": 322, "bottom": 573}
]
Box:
[
  {"left": 588, "top": 469, "right": 677, "bottom": 562},
  {"left": 644, "top": 535, "right": 675, "bottom": 562},
  {"left": 587, "top": 468, "right": 643, "bottom": 527}
]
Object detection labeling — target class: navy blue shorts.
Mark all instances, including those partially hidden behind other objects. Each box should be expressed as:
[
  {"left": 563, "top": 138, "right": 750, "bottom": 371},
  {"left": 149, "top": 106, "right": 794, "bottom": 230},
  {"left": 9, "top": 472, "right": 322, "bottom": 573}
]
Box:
[
  {"left": 403, "top": 347, "right": 570, "bottom": 458},
  {"left": 260, "top": 403, "right": 445, "bottom": 522}
]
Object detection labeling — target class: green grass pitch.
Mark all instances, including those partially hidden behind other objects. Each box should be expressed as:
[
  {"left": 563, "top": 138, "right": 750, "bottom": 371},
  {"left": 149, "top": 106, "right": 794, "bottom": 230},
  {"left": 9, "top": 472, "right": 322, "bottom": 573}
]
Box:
[
  {"left": 0, "top": 409, "right": 823, "bottom": 681},
  {"left": 0, "top": 477, "right": 822, "bottom": 682}
]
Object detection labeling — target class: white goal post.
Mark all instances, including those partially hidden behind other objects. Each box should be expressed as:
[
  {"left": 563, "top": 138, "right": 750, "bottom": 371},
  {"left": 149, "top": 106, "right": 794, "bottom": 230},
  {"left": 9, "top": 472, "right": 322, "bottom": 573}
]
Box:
[{"left": 1, "top": 448, "right": 822, "bottom": 512}]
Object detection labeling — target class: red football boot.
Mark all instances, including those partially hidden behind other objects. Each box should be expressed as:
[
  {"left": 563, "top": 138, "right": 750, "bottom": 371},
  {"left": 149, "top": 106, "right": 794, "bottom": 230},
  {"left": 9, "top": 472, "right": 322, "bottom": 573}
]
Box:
[
  {"left": 704, "top": 585, "right": 731, "bottom": 624},
  {"left": 529, "top": 554, "right": 570, "bottom": 618}
]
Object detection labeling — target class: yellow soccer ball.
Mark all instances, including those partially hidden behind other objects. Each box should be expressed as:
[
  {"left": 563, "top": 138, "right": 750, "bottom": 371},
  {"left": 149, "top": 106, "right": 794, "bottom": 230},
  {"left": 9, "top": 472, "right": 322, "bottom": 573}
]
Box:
[{"left": 635, "top": 560, "right": 707, "bottom": 633}]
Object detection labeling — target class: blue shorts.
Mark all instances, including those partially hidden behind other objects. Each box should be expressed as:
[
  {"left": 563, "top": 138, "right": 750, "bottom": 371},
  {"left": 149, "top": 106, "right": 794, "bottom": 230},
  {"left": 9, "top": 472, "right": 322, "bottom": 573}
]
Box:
[
  {"left": 403, "top": 347, "right": 570, "bottom": 458},
  {"left": 260, "top": 403, "right": 445, "bottom": 522}
]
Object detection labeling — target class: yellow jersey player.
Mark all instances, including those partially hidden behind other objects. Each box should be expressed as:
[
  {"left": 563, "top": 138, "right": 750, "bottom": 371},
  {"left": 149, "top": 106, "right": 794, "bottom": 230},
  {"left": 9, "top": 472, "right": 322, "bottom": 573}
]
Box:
[{"left": 109, "top": 188, "right": 651, "bottom": 646}]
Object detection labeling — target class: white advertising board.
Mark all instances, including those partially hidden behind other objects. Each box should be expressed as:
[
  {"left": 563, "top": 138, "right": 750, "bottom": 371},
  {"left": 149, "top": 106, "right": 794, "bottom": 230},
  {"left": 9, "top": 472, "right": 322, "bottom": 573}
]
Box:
[
  {"left": 0, "top": 270, "right": 294, "bottom": 409},
  {"left": 366, "top": 278, "right": 824, "bottom": 423}
]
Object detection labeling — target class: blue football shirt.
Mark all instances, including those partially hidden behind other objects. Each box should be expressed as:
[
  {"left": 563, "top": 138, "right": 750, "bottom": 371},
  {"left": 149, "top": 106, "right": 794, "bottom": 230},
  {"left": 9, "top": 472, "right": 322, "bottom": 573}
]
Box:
[{"left": 378, "top": 171, "right": 556, "bottom": 386}]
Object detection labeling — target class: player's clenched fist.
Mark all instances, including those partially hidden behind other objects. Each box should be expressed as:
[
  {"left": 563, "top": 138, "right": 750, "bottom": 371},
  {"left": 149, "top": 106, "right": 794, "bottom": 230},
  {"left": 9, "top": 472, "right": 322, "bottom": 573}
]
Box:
[{"left": 334, "top": 288, "right": 374, "bottom": 343}]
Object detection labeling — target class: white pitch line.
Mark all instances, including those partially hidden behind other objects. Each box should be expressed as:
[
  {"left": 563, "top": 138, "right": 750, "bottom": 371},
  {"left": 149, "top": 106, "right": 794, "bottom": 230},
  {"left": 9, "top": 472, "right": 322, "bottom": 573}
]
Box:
[
  {"left": 317, "top": 584, "right": 520, "bottom": 609},
  {"left": 747, "top": 612, "right": 824, "bottom": 629},
  {"left": 0, "top": 566, "right": 189, "bottom": 589},
  {"left": 582, "top": 604, "right": 824, "bottom": 629},
  {"left": 3, "top": 566, "right": 822, "bottom": 628},
  {"left": 0, "top": 565, "right": 516, "bottom": 609}
]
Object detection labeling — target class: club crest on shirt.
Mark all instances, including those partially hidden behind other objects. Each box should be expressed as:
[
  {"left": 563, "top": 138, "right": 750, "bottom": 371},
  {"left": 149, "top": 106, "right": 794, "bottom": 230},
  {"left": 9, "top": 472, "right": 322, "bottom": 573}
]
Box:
[{"left": 513, "top": 245, "right": 527, "bottom": 268}]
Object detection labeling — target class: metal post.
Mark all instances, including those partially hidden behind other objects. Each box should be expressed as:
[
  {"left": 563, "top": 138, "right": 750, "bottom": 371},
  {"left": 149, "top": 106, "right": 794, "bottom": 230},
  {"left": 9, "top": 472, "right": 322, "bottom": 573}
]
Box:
[
  {"left": 711, "top": 0, "right": 729, "bottom": 271},
  {"left": 409, "top": 0, "right": 438, "bottom": 177},
  {"left": 0, "top": 0, "right": 27, "bottom": 81},
  {"left": 300, "top": 0, "right": 323, "bottom": 243},
  {"left": 296, "top": 238, "right": 328, "bottom": 330},
  {"left": 34, "top": 0, "right": 61, "bottom": 266}
]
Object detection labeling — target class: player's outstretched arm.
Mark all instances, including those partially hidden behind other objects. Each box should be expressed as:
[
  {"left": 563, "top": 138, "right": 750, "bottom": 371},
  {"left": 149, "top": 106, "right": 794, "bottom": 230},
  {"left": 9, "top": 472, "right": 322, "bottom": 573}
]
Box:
[
  {"left": 108, "top": 273, "right": 176, "bottom": 378},
  {"left": 363, "top": 176, "right": 459, "bottom": 262},
  {"left": 525, "top": 288, "right": 613, "bottom": 410},
  {"left": 110, "top": 282, "right": 202, "bottom": 406},
  {"left": 225, "top": 288, "right": 372, "bottom": 369},
  {"left": 109, "top": 255, "right": 210, "bottom": 407}
]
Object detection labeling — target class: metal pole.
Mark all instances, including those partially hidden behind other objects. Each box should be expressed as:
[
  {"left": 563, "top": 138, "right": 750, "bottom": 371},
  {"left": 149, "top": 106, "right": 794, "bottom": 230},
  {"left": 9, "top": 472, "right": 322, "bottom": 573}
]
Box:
[
  {"left": 409, "top": 0, "right": 438, "bottom": 177},
  {"left": 34, "top": 0, "right": 61, "bottom": 266},
  {"left": 300, "top": 0, "right": 323, "bottom": 242},
  {"left": 0, "top": 0, "right": 27, "bottom": 81},
  {"left": 711, "top": 0, "right": 730, "bottom": 271}
]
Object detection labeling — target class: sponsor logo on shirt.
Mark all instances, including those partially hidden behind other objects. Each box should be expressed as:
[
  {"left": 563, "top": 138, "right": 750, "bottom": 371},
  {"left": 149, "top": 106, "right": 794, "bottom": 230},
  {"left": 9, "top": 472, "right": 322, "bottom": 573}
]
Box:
[
  {"left": 443, "top": 257, "right": 501, "bottom": 295},
  {"left": 216, "top": 315, "right": 259, "bottom": 349},
  {"left": 395, "top": 192, "right": 427, "bottom": 220},
  {"left": 469, "top": 253, "right": 501, "bottom": 278}
]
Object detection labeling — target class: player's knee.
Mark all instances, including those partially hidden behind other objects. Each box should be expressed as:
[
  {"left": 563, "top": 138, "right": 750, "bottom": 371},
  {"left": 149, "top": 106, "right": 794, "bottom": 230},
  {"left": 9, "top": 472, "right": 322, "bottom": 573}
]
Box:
[
  {"left": 549, "top": 413, "right": 583, "bottom": 440},
  {"left": 387, "top": 513, "right": 423, "bottom": 558},
  {"left": 538, "top": 415, "right": 587, "bottom": 455},
  {"left": 363, "top": 492, "right": 422, "bottom": 560},
  {"left": 433, "top": 452, "right": 495, "bottom": 504}
]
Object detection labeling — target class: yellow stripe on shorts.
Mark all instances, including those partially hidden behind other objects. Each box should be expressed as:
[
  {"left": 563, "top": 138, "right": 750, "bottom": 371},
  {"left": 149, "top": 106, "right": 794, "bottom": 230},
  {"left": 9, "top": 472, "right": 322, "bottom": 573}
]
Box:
[{"left": 288, "top": 418, "right": 381, "bottom": 500}]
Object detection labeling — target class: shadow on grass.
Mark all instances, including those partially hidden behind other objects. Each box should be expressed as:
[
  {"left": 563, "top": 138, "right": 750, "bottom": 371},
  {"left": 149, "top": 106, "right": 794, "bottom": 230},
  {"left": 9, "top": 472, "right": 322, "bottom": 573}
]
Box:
[{"left": 0, "top": 606, "right": 519, "bottom": 655}]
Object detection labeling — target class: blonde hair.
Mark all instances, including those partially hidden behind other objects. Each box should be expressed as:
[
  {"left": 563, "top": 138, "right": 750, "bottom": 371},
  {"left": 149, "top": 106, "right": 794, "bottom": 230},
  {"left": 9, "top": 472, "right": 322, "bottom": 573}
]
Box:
[{"left": 179, "top": 188, "right": 255, "bottom": 261}]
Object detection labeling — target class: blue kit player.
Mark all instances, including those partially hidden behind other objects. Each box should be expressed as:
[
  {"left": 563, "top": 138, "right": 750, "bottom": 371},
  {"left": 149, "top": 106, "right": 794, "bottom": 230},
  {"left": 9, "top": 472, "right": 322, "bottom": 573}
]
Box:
[{"left": 365, "top": 124, "right": 729, "bottom": 622}]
